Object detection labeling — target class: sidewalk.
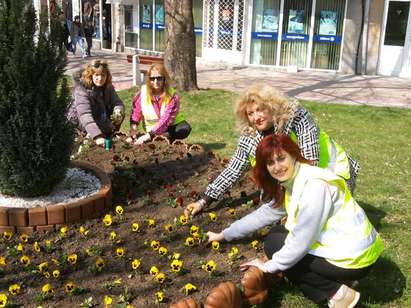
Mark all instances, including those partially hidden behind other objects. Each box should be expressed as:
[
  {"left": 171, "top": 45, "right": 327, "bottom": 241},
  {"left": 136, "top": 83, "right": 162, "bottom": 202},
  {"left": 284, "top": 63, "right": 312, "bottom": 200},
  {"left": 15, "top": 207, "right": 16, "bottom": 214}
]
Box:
[{"left": 67, "top": 50, "right": 411, "bottom": 109}]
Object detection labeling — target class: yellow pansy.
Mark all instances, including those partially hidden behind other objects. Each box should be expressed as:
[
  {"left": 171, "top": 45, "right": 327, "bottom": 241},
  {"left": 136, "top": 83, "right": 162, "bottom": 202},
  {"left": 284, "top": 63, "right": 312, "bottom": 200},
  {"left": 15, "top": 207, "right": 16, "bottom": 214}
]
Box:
[
  {"left": 149, "top": 266, "right": 159, "bottom": 277},
  {"left": 8, "top": 284, "right": 21, "bottom": 296},
  {"left": 131, "top": 223, "right": 140, "bottom": 232},
  {"left": 155, "top": 291, "right": 165, "bottom": 303},
  {"left": 115, "top": 205, "right": 124, "bottom": 215},
  {"left": 131, "top": 259, "right": 141, "bottom": 270},
  {"left": 52, "top": 269, "right": 60, "bottom": 279},
  {"left": 20, "top": 255, "right": 31, "bottom": 266},
  {"left": 208, "top": 212, "right": 217, "bottom": 222},
  {"left": 183, "top": 283, "right": 197, "bottom": 296},
  {"left": 154, "top": 272, "right": 166, "bottom": 283},
  {"left": 19, "top": 234, "right": 29, "bottom": 243},
  {"left": 41, "top": 283, "right": 53, "bottom": 294},
  {"left": 67, "top": 254, "right": 78, "bottom": 264},
  {"left": 170, "top": 259, "right": 183, "bottom": 273},
  {"left": 65, "top": 282, "right": 76, "bottom": 293},
  {"left": 158, "top": 246, "right": 168, "bottom": 256},
  {"left": 116, "top": 247, "right": 125, "bottom": 257},
  {"left": 150, "top": 240, "right": 160, "bottom": 251},
  {"left": 103, "top": 214, "right": 112, "bottom": 226},
  {"left": 211, "top": 241, "right": 220, "bottom": 251}
]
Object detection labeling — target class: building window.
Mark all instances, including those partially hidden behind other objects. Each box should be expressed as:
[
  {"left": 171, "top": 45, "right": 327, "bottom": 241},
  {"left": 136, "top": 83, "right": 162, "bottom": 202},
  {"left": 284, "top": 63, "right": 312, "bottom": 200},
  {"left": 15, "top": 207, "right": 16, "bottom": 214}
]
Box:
[
  {"left": 311, "top": 0, "right": 346, "bottom": 70},
  {"left": 250, "top": 0, "right": 281, "bottom": 65},
  {"left": 384, "top": 1, "right": 410, "bottom": 46},
  {"left": 124, "top": 5, "right": 138, "bottom": 48}
]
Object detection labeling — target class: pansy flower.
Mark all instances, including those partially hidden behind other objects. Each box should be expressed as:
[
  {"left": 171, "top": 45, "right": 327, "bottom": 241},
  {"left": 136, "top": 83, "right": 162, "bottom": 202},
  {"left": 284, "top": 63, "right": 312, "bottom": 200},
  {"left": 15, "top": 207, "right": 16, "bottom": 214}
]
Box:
[
  {"left": 131, "top": 223, "right": 140, "bottom": 232},
  {"left": 95, "top": 257, "right": 105, "bottom": 270},
  {"left": 184, "top": 237, "right": 195, "bottom": 247},
  {"left": 228, "top": 246, "right": 239, "bottom": 259},
  {"left": 60, "top": 226, "right": 68, "bottom": 237},
  {"left": 20, "top": 255, "right": 30, "bottom": 266},
  {"left": 8, "top": 284, "right": 21, "bottom": 296},
  {"left": 149, "top": 266, "right": 159, "bottom": 277},
  {"left": 150, "top": 240, "right": 160, "bottom": 251},
  {"left": 38, "top": 261, "right": 48, "bottom": 272},
  {"left": 209, "top": 212, "right": 217, "bottom": 222},
  {"left": 79, "top": 226, "right": 89, "bottom": 236},
  {"left": 164, "top": 223, "right": 173, "bottom": 233},
  {"left": 227, "top": 207, "right": 236, "bottom": 217},
  {"left": 116, "top": 247, "right": 125, "bottom": 257},
  {"left": 147, "top": 219, "right": 156, "bottom": 228},
  {"left": 52, "top": 269, "right": 60, "bottom": 279},
  {"left": 65, "top": 282, "right": 76, "bottom": 293},
  {"left": 0, "top": 256, "right": 6, "bottom": 266},
  {"left": 131, "top": 259, "right": 141, "bottom": 270},
  {"left": 104, "top": 295, "right": 113, "bottom": 306},
  {"left": 179, "top": 215, "right": 188, "bottom": 225},
  {"left": 109, "top": 231, "right": 117, "bottom": 241},
  {"left": 67, "top": 254, "right": 78, "bottom": 264},
  {"left": 17, "top": 243, "right": 24, "bottom": 253},
  {"left": 155, "top": 291, "right": 165, "bottom": 303},
  {"left": 211, "top": 241, "right": 220, "bottom": 251},
  {"left": 154, "top": 272, "right": 166, "bottom": 283},
  {"left": 41, "top": 283, "right": 53, "bottom": 295},
  {"left": 115, "top": 205, "right": 124, "bottom": 216},
  {"left": 33, "top": 241, "right": 41, "bottom": 253},
  {"left": 250, "top": 240, "right": 259, "bottom": 250},
  {"left": 0, "top": 293, "right": 8, "bottom": 307},
  {"left": 19, "top": 234, "right": 29, "bottom": 243},
  {"left": 204, "top": 260, "right": 217, "bottom": 274},
  {"left": 158, "top": 246, "right": 168, "bottom": 256},
  {"left": 189, "top": 225, "right": 199, "bottom": 235},
  {"left": 183, "top": 283, "right": 197, "bottom": 296},
  {"left": 2, "top": 231, "right": 12, "bottom": 241},
  {"left": 43, "top": 271, "right": 51, "bottom": 278},
  {"left": 170, "top": 259, "right": 183, "bottom": 273},
  {"left": 103, "top": 214, "right": 112, "bottom": 227}
]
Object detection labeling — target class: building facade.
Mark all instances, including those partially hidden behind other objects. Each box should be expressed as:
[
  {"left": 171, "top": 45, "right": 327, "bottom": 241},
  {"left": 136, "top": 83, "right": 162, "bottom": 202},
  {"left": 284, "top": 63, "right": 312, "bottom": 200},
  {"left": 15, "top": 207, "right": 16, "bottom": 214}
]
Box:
[{"left": 37, "top": 0, "right": 411, "bottom": 77}]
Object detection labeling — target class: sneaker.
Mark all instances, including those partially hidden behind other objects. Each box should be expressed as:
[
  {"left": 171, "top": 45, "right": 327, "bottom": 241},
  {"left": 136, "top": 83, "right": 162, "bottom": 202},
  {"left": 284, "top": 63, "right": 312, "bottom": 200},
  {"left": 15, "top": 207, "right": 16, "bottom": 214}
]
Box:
[{"left": 328, "top": 284, "right": 360, "bottom": 308}]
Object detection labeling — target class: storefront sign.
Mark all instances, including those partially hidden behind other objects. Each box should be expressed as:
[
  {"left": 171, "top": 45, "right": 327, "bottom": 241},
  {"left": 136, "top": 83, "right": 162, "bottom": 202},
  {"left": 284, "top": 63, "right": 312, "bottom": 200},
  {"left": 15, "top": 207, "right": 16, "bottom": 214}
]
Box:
[
  {"left": 194, "top": 27, "right": 203, "bottom": 35},
  {"left": 282, "top": 33, "right": 309, "bottom": 42},
  {"left": 140, "top": 22, "right": 152, "bottom": 29},
  {"left": 314, "top": 35, "right": 342, "bottom": 44},
  {"left": 142, "top": 4, "right": 151, "bottom": 23},
  {"left": 252, "top": 32, "right": 278, "bottom": 40},
  {"left": 262, "top": 9, "right": 279, "bottom": 32},
  {"left": 155, "top": 24, "right": 165, "bottom": 30}
]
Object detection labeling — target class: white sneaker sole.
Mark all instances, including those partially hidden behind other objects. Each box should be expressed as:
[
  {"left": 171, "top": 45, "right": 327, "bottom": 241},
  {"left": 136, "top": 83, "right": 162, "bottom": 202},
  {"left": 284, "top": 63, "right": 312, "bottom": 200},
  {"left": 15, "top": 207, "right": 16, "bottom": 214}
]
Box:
[{"left": 348, "top": 291, "right": 360, "bottom": 308}]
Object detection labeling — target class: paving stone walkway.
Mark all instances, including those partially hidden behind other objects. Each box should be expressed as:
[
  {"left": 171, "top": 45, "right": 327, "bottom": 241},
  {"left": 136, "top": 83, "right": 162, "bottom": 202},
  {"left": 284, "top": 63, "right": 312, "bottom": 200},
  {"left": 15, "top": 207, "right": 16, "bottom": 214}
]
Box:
[{"left": 67, "top": 50, "right": 411, "bottom": 109}]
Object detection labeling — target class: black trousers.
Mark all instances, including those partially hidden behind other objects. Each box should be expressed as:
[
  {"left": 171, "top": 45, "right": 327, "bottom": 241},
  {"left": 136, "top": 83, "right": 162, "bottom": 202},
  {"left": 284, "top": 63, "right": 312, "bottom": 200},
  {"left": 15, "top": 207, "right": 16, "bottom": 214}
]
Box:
[
  {"left": 264, "top": 225, "right": 373, "bottom": 304},
  {"left": 164, "top": 120, "right": 191, "bottom": 143}
]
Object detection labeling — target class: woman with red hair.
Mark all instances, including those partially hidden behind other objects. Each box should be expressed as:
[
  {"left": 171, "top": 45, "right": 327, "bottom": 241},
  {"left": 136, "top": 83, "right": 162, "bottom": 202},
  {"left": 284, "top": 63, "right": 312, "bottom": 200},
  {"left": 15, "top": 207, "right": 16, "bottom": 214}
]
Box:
[{"left": 207, "top": 134, "right": 383, "bottom": 307}]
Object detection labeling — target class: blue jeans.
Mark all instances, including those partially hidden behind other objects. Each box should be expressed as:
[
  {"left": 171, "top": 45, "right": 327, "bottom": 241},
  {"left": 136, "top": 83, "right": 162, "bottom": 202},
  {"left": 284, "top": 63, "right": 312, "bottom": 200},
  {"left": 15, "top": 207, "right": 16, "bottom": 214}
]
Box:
[{"left": 72, "top": 36, "right": 86, "bottom": 56}]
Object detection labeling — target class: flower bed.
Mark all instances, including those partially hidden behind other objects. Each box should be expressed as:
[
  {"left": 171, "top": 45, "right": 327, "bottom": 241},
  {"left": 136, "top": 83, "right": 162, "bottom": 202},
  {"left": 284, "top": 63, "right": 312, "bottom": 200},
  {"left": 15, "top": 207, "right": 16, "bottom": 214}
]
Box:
[
  {"left": 0, "top": 161, "right": 112, "bottom": 234},
  {"left": 0, "top": 136, "right": 269, "bottom": 307}
]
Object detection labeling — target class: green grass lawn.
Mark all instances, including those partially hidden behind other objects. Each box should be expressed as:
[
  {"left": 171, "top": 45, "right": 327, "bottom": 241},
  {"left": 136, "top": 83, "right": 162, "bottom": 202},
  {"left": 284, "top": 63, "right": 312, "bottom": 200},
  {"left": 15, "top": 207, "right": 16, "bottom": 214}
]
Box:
[{"left": 118, "top": 87, "right": 411, "bottom": 307}]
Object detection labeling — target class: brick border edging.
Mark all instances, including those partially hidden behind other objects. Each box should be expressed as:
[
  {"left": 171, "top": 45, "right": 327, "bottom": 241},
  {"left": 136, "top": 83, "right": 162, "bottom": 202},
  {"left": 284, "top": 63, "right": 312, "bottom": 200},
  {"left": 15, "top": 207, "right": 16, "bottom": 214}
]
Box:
[{"left": 0, "top": 161, "right": 112, "bottom": 234}]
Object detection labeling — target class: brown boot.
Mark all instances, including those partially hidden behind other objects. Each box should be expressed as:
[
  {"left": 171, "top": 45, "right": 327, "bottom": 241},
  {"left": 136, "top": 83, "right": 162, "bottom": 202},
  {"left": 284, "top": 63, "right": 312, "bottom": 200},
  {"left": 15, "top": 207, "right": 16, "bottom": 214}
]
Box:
[
  {"left": 170, "top": 297, "right": 201, "bottom": 308},
  {"left": 241, "top": 266, "right": 283, "bottom": 306},
  {"left": 204, "top": 281, "right": 242, "bottom": 308}
]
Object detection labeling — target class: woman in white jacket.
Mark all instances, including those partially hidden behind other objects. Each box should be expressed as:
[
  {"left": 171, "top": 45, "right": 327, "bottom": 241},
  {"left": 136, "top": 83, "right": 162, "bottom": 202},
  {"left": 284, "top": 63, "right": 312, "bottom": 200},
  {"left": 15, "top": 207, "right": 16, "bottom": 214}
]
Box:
[{"left": 207, "top": 134, "right": 384, "bottom": 307}]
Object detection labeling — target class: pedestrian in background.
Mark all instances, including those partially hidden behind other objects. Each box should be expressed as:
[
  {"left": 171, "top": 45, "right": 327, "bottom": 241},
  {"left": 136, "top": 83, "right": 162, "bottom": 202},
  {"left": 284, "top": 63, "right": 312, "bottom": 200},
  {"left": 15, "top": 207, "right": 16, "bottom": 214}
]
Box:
[{"left": 70, "top": 15, "right": 87, "bottom": 58}]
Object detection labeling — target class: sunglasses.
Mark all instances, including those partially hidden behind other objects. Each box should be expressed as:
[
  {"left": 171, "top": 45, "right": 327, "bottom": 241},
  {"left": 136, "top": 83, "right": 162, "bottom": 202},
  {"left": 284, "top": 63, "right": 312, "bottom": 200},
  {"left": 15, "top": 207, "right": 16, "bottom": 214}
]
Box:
[
  {"left": 149, "top": 76, "right": 165, "bottom": 82},
  {"left": 92, "top": 61, "right": 108, "bottom": 68}
]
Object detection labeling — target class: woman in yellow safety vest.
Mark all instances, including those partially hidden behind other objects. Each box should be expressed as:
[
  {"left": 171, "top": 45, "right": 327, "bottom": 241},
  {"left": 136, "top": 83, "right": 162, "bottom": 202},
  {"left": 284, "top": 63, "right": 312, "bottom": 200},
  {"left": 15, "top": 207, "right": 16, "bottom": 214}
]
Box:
[
  {"left": 184, "top": 84, "right": 360, "bottom": 218},
  {"left": 207, "top": 134, "right": 384, "bottom": 307},
  {"left": 128, "top": 63, "right": 191, "bottom": 144}
]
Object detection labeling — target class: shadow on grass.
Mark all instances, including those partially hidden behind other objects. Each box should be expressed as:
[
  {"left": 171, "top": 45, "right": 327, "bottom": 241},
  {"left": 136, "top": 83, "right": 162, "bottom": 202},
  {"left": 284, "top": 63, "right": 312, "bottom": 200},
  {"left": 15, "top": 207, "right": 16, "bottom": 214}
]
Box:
[
  {"left": 197, "top": 142, "right": 227, "bottom": 153},
  {"left": 357, "top": 201, "right": 386, "bottom": 230}
]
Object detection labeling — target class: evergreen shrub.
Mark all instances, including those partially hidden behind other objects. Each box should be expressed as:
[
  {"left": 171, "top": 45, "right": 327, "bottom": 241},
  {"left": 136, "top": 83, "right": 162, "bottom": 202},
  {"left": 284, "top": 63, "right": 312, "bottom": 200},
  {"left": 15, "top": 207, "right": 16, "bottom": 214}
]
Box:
[{"left": 0, "top": 1, "right": 74, "bottom": 197}]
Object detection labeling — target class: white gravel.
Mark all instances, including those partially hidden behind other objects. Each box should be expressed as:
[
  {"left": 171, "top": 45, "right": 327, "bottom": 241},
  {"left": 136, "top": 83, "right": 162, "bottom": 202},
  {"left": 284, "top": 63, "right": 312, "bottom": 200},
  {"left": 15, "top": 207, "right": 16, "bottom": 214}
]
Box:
[{"left": 0, "top": 168, "right": 102, "bottom": 208}]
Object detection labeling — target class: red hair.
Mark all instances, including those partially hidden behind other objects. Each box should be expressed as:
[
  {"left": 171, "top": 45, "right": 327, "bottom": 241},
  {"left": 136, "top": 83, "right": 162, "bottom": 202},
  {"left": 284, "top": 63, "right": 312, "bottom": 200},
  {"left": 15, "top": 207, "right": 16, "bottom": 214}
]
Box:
[{"left": 253, "top": 134, "right": 311, "bottom": 207}]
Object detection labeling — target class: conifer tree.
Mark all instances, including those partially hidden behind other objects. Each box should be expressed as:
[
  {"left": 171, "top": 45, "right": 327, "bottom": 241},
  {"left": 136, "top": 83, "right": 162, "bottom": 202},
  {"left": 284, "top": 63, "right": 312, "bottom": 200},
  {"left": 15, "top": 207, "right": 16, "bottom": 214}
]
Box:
[{"left": 0, "top": 0, "right": 74, "bottom": 197}]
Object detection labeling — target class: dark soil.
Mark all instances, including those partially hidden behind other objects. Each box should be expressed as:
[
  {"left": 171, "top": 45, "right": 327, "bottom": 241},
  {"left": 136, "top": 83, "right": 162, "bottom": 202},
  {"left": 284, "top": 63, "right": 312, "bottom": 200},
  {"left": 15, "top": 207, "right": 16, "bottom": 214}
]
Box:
[{"left": 0, "top": 135, "right": 270, "bottom": 307}]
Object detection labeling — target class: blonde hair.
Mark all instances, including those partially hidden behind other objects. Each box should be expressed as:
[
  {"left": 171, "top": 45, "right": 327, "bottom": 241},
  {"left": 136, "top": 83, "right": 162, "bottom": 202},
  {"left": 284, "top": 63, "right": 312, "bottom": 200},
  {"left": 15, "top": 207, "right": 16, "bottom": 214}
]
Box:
[
  {"left": 145, "top": 63, "right": 173, "bottom": 98},
  {"left": 80, "top": 59, "right": 112, "bottom": 89},
  {"left": 235, "top": 84, "right": 297, "bottom": 134}
]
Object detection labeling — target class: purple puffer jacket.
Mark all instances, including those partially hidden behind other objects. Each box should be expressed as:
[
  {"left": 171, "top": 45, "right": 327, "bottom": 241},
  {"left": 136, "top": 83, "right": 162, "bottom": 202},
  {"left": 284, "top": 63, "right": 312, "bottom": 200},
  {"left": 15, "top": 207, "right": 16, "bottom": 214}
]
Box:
[{"left": 67, "top": 71, "right": 124, "bottom": 139}]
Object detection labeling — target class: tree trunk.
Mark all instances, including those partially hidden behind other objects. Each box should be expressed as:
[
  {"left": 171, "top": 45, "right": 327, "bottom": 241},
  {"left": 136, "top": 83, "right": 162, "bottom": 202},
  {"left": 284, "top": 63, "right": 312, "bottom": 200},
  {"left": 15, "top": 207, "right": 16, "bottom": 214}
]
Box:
[{"left": 164, "top": 0, "right": 198, "bottom": 92}]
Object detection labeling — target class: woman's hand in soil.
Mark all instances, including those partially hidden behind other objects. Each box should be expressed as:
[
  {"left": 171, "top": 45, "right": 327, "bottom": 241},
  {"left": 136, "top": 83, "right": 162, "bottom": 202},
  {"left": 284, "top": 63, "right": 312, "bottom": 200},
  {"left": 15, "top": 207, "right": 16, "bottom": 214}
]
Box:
[
  {"left": 94, "top": 136, "right": 105, "bottom": 146},
  {"left": 239, "top": 258, "right": 267, "bottom": 273},
  {"left": 184, "top": 201, "right": 203, "bottom": 218},
  {"left": 206, "top": 231, "right": 224, "bottom": 243},
  {"left": 134, "top": 133, "right": 151, "bottom": 145}
]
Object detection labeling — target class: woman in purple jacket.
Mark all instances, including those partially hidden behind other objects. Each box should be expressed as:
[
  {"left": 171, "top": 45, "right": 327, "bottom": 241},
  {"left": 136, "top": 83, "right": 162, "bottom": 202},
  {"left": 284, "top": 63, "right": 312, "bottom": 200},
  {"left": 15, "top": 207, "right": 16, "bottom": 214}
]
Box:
[{"left": 67, "top": 60, "right": 125, "bottom": 146}]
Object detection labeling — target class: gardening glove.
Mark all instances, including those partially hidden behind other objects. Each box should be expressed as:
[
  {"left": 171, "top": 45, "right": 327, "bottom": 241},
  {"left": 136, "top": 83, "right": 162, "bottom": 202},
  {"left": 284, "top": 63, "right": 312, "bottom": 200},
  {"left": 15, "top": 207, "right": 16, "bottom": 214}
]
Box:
[
  {"left": 111, "top": 108, "right": 124, "bottom": 126},
  {"left": 94, "top": 136, "right": 105, "bottom": 147},
  {"left": 206, "top": 231, "right": 224, "bottom": 243},
  {"left": 239, "top": 258, "right": 267, "bottom": 273},
  {"left": 184, "top": 199, "right": 206, "bottom": 218},
  {"left": 134, "top": 132, "right": 151, "bottom": 145}
]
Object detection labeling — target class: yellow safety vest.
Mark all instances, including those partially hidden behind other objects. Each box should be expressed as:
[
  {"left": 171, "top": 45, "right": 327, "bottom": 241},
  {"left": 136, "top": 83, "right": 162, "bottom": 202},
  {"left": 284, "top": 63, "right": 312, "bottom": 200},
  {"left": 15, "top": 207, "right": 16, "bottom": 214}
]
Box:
[
  {"left": 284, "top": 163, "right": 384, "bottom": 269},
  {"left": 140, "top": 85, "right": 185, "bottom": 132},
  {"left": 247, "top": 130, "right": 351, "bottom": 181}
]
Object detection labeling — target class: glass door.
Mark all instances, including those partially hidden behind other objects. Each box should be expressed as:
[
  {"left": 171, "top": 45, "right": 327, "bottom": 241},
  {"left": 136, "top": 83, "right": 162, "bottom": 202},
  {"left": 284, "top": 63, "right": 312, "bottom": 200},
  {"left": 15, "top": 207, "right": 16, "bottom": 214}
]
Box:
[
  {"left": 203, "top": 0, "right": 245, "bottom": 63},
  {"left": 379, "top": 0, "right": 411, "bottom": 75},
  {"left": 193, "top": 0, "right": 204, "bottom": 57},
  {"left": 102, "top": 0, "right": 112, "bottom": 49},
  {"left": 250, "top": 0, "right": 281, "bottom": 65},
  {"left": 310, "top": 0, "right": 346, "bottom": 70},
  {"left": 280, "top": 0, "right": 312, "bottom": 67}
]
